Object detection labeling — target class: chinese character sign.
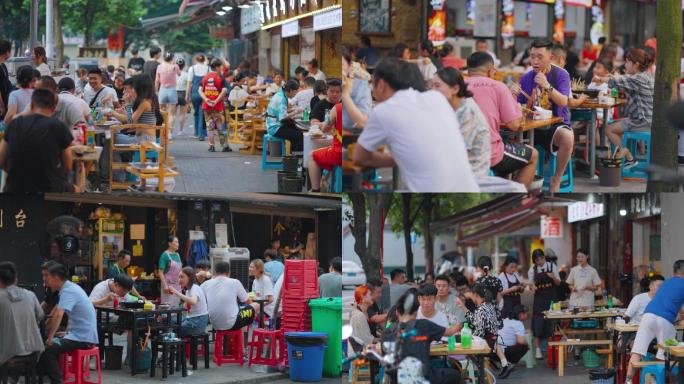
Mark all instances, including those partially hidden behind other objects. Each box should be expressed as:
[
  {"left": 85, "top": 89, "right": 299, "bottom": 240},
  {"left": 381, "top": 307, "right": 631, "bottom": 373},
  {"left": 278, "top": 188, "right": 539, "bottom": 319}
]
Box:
[{"left": 541, "top": 215, "right": 562, "bottom": 238}]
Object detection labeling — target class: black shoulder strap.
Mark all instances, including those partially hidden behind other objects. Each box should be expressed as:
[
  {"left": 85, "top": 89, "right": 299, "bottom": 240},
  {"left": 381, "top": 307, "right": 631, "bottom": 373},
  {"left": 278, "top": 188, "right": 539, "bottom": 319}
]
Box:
[{"left": 89, "top": 87, "right": 106, "bottom": 108}]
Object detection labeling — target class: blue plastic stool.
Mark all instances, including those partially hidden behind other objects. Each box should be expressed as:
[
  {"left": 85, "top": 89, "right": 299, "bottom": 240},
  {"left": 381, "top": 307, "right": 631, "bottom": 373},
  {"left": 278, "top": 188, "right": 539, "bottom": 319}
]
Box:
[
  {"left": 536, "top": 146, "right": 574, "bottom": 192},
  {"left": 639, "top": 364, "right": 678, "bottom": 384},
  {"left": 333, "top": 166, "right": 342, "bottom": 193},
  {"left": 621, "top": 131, "right": 651, "bottom": 179},
  {"left": 261, "top": 134, "right": 285, "bottom": 171}
]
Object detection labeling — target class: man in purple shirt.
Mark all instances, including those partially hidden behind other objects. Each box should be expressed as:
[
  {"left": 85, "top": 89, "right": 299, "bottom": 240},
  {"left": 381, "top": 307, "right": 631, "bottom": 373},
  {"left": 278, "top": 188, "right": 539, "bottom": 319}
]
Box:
[{"left": 512, "top": 38, "right": 574, "bottom": 193}]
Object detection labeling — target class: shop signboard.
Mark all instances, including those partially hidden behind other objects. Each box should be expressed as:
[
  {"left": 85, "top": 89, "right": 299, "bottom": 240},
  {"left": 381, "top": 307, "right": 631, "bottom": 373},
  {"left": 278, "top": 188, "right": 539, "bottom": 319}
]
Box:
[
  {"left": 474, "top": 0, "right": 497, "bottom": 37},
  {"left": 541, "top": 215, "right": 562, "bottom": 238},
  {"left": 79, "top": 47, "right": 107, "bottom": 58},
  {"left": 629, "top": 193, "right": 661, "bottom": 219},
  {"left": 215, "top": 224, "right": 228, "bottom": 247},
  {"left": 568, "top": 202, "right": 604, "bottom": 223},
  {"left": 241, "top": 4, "right": 263, "bottom": 35},
  {"left": 428, "top": 0, "right": 447, "bottom": 45},
  {"left": 282, "top": 20, "right": 300, "bottom": 38},
  {"left": 313, "top": 7, "right": 342, "bottom": 31},
  {"left": 210, "top": 26, "right": 235, "bottom": 40}
]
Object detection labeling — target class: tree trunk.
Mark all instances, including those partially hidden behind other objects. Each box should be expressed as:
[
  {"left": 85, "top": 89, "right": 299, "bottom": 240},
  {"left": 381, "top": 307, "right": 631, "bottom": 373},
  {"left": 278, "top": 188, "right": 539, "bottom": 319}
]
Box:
[
  {"left": 646, "top": 0, "right": 682, "bottom": 192},
  {"left": 423, "top": 194, "right": 434, "bottom": 277},
  {"left": 54, "top": 0, "right": 64, "bottom": 67},
  {"left": 348, "top": 193, "right": 369, "bottom": 276},
  {"left": 366, "top": 194, "right": 392, "bottom": 281},
  {"left": 402, "top": 194, "right": 414, "bottom": 280}
]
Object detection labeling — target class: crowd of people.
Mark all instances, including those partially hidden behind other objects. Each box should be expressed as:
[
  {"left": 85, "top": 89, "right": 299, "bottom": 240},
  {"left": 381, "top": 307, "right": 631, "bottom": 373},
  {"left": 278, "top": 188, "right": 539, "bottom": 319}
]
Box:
[
  {"left": 0, "top": 235, "right": 343, "bottom": 383},
  {"left": 343, "top": 34, "right": 659, "bottom": 192},
  {"left": 0, "top": 39, "right": 341, "bottom": 193},
  {"left": 348, "top": 251, "right": 684, "bottom": 383}
]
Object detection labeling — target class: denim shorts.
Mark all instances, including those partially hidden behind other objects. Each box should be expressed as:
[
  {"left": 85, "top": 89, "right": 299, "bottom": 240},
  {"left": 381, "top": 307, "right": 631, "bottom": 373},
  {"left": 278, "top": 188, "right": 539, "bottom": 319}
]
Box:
[
  {"left": 181, "top": 314, "right": 209, "bottom": 336},
  {"left": 159, "top": 87, "right": 178, "bottom": 104}
]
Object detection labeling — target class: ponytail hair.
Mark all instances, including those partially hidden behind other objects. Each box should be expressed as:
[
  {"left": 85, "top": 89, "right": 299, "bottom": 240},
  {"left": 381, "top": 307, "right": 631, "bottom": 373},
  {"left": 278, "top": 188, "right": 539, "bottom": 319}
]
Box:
[{"left": 477, "top": 255, "right": 493, "bottom": 274}]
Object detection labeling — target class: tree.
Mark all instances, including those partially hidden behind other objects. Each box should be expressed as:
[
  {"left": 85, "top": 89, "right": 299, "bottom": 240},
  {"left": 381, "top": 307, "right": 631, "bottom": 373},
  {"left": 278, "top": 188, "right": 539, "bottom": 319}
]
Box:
[
  {"left": 61, "top": 0, "right": 146, "bottom": 47},
  {"left": 346, "top": 193, "right": 393, "bottom": 281},
  {"left": 0, "top": 0, "right": 32, "bottom": 54},
  {"left": 647, "top": 0, "right": 682, "bottom": 192}
]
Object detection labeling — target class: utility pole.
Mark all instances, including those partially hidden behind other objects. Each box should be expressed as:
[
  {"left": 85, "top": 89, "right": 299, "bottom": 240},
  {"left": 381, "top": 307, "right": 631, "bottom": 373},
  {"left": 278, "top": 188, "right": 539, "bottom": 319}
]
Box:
[
  {"left": 46, "top": 0, "right": 54, "bottom": 58},
  {"left": 30, "top": 0, "right": 39, "bottom": 49}
]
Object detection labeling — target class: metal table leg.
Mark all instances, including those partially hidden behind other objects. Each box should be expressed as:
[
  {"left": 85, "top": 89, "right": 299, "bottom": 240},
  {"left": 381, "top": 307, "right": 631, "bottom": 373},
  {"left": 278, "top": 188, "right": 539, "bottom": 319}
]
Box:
[{"left": 590, "top": 109, "right": 598, "bottom": 179}]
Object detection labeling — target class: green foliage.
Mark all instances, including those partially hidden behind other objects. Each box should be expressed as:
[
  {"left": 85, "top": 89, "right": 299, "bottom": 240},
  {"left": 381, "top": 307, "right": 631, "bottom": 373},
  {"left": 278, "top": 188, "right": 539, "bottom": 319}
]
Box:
[
  {"left": 154, "top": 22, "right": 223, "bottom": 53},
  {"left": 60, "top": 0, "right": 147, "bottom": 45},
  {"left": 0, "top": 0, "right": 33, "bottom": 46}
]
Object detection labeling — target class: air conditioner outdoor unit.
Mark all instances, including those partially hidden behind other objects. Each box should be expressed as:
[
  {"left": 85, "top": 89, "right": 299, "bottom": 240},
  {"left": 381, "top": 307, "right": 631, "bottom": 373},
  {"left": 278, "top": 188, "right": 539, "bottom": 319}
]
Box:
[{"left": 210, "top": 247, "right": 251, "bottom": 291}]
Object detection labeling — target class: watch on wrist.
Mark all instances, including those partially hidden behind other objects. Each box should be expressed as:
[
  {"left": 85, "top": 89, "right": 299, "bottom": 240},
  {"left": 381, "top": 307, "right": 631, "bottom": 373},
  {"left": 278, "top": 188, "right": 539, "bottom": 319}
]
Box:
[{"left": 546, "top": 86, "right": 554, "bottom": 93}]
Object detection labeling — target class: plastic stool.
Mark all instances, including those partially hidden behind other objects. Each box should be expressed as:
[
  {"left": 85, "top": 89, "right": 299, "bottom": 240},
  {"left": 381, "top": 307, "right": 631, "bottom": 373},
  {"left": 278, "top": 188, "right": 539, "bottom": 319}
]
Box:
[
  {"left": 150, "top": 339, "right": 187, "bottom": 379},
  {"left": 333, "top": 166, "right": 342, "bottom": 193},
  {"left": 183, "top": 333, "right": 210, "bottom": 370},
  {"left": 248, "top": 328, "right": 284, "bottom": 366},
  {"left": 536, "top": 146, "right": 574, "bottom": 192},
  {"left": 639, "top": 364, "right": 679, "bottom": 384},
  {"left": 621, "top": 131, "right": 651, "bottom": 179},
  {"left": 261, "top": 134, "right": 286, "bottom": 171},
  {"left": 214, "top": 329, "right": 244, "bottom": 366},
  {"left": 61, "top": 347, "right": 102, "bottom": 384}
]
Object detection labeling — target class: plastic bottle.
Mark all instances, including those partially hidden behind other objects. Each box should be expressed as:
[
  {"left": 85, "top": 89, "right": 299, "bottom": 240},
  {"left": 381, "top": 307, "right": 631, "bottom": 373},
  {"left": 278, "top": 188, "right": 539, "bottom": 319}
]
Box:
[
  {"left": 303, "top": 107, "right": 310, "bottom": 122},
  {"left": 461, "top": 322, "right": 472, "bottom": 349},
  {"left": 448, "top": 334, "right": 456, "bottom": 350},
  {"left": 607, "top": 294, "right": 613, "bottom": 309}
]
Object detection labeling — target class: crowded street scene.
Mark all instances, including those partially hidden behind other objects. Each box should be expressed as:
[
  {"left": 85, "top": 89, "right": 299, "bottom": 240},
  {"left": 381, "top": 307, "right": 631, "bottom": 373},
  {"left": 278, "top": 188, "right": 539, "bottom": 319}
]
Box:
[
  {"left": 0, "top": 0, "right": 342, "bottom": 194},
  {"left": 341, "top": 0, "right": 684, "bottom": 193},
  {"left": 0, "top": 193, "right": 342, "bottom": 383},
  {"left": 342, "top": 192, "right": 684, "bottom": 383}
]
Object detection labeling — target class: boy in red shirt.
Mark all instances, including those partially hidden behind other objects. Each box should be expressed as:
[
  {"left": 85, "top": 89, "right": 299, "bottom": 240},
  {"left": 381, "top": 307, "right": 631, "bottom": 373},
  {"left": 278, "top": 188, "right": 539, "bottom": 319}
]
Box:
[
  {"left": 199, "top": 59, "right": 228, "bottom": 152},
  {"left": 308, "top": 102, "right": 342, "bottom": 192}
]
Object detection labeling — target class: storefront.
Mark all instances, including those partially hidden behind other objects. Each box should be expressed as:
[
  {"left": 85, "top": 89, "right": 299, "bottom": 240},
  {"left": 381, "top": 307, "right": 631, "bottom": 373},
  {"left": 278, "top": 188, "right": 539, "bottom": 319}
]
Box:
[
  {"left": 609, "top": 0, "right": 655, "bottom": 49},
  {"left": 0, "top": 193, "right": 341, "bottom": 300},
  {"left": 241, "top": 3, "right": 265, "bottom": 72},
  {"left": 261, "top": 0, "right": 341, "bottom": 78}
]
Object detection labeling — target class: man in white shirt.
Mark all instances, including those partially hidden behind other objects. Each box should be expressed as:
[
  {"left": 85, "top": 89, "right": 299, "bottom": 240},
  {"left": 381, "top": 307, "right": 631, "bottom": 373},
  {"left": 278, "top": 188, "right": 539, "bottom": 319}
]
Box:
[
  {"left": 307, "top": 59, "right": 326, "bottom": 81},
  {"left": 434, "top": 274, "right": 465, "bottom": 329},
  {"left": 624, "top": 274, "right": 664, "bottom": 324},
  {"left": 201, "top": 261, "right": 255, "bottom": 331},
  {"left": 228, "top": 73, "right": 250, "bottom": 109},
  {"left": 476, "top": 39, "right": 501, "bottom": 68},
  {"left": 496, "top": 304, "right": 529, "bottom": 379},
  {"left": 292, "top": 77, "right": 315, "bottom": 111},
  {"left": 352, "top": 57, "right": 479, "bottom": 192},
  {"left": 88, "top": 274, "right": 135, "bottom": 306},
  {"left": 566, "top": 249, "right": 601, "bottom": 309},
  {"left": 416, "top": 283, "right": 449, "bottom": 327},
  {"left": 58, "top": 77, "right": 90, "bottom": 120},
  {"left": 82, "top": 68, "right": 120, "bottom": 110}
]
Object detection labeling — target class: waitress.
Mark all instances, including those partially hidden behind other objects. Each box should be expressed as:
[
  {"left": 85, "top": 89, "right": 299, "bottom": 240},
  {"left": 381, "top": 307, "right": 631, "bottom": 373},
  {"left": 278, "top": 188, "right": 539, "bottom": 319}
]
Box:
[
  {"left": 498, "top": 256, "right": 524, "bottom": 319},
  {"left": 527, "top": 249, "right": 561, "bottom": 360},
  {"left": 158, "top": 235, "right": 183, "bottom": 306}
]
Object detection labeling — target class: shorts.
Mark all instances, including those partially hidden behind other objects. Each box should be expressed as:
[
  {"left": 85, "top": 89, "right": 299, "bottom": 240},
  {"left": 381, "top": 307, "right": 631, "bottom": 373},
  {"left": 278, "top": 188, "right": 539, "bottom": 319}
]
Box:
[
  {"left": 535, "top": 122, "right": 572, "bottom": 156},
  {"left": 177, "top": 91, "right": 186, "bottom": 106},
  {"left": 491, "top": 141, "right": 534, "bottom": 177},
  {"left": 617, "top": 118, "right": 650, "bottom": 132},
  {"left": 311, "top": 146, "right": 341, "bottom": 171},
  {"left": 204, "top": 110, "right": 225, "bottom": 131},
  {"left": 159, "top": 87, "right": 178, "bottom": 104},
  {"left": 631, "top": 313, "right": 676, "bottom": 360},
  {"left": 227, "top": 305, "right": 255, "bottom": 331}
]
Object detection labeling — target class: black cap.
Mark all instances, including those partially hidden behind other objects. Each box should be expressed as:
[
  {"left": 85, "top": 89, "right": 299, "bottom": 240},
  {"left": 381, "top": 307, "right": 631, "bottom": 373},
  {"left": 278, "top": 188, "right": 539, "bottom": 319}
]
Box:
[{"left": 58, "top": 77, "right": 76, "bottom": 92}]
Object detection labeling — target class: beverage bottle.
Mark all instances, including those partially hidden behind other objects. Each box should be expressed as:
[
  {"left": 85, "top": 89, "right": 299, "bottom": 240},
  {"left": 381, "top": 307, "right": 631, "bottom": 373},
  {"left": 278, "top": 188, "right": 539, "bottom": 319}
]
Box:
[
  {"left": 550, "top": 301, "right": 555, "bottom": 311},
  {"left": 611, "top": 88, "right": 618, "bottom": 98},
  {"left": 303, "top": 107, "right": 310, "bottom": 122},
  {"left": 113, "top": 296, "right": 119, "bottom": 309},
  {"left": 607, "top": 294, "right": 613, "bottom": 309},
  {"left": 448, "top": 334, "right": 456, "bottom": 350},
  {"left": 461, "top": 322, "right": 472, "bottom": 349}
]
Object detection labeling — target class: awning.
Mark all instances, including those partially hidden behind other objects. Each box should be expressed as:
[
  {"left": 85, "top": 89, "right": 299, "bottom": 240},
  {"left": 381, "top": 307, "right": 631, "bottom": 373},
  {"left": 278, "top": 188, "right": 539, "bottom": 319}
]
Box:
[
  {"left": 431, "top": 193, "right": 534, "bottom": 231},
  {"left": 457, "top": 206, "right": 542, "bottom": 245}
]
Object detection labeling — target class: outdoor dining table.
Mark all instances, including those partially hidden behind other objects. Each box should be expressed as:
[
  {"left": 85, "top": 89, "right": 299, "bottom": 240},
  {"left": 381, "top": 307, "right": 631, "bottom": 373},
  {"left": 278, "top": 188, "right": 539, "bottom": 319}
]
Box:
[
  {"left": 430, "top": 342, "right": 491, "bottom": 384},
  {"left": 516, "top": 117, "right": 564, "bottom": 147},
  {"left": 656, "top": 344, "right": 684, "bottom": 384},
  {"left": 303, "top": 132, "right": 333, "bottom": 169},
  {"left": 294, "top": 119, "right": 311, "bottom": 131},
  {"left": 95, "top": 305, "right": 185, "bottom": 376},
  {"left": 570, "top": 99, "right": 627, "bottom": 179},
  {"left": 543, "top": 308, "right": 624, "bottom": 320},
  {"left": 71, "top": 145, "right": 103, "bottom": 191}
]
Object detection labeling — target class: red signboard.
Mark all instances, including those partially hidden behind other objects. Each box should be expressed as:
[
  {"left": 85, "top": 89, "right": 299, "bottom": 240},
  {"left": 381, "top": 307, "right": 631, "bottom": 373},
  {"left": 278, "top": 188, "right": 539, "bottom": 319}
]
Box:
[{"left": 541, "top": 215, "right": 562, "bottom": 238}]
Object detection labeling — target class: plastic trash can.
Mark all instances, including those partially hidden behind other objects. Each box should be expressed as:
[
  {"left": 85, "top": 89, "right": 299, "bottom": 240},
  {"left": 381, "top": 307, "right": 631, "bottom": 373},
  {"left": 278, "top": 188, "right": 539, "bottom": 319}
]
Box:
[
  {"left": 309, "top": 297, "right": 342, "bottom": 377},
  {"left": 285, "top": 332, "right": 328, "bottom": 382},
  {"left": 104, "top": 345, "right": 123, "bottom": 370}
]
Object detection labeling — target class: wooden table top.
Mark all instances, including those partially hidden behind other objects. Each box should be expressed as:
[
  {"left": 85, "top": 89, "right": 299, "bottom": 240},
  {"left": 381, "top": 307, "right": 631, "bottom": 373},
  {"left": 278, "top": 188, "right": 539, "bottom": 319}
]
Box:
[
  {"left": 571, "top": 99, "right": 627, "bottom": 109},
  {"left": 520, "top": 117, "right": 564, "bottom": 131},
  {"left": 72, "top": 145, "right": 103, "bottom": 162},
  {"left": 656, "top": 344, "right": 684, "bottom": 357},
  {"left": 609, "top": 323, "right": 684, "bottom": 332},
  {"left": 548, "top": 339, "right": 612, "bottom": 346},
  {"left": 430, "top": 343, "right": 491, "bottom": 356},
  {"left": 544, "top": 309, "right": 623, "bottom": 319}
]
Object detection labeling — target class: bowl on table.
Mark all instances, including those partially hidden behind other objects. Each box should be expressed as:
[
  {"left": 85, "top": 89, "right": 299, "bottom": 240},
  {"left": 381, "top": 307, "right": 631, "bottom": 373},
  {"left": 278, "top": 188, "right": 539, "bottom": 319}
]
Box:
[{"left": 576, "top": 89, "right": 600, "bottom": 98}]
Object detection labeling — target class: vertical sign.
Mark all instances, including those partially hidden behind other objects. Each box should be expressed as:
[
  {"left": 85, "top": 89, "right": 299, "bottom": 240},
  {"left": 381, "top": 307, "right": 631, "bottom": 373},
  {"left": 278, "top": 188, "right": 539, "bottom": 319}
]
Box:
[
  {"left": 541, "top": 215, "right": 562, "bottom": 238},
  {"left": 428, "top": 0, "right": 447, "bottom": 45}
]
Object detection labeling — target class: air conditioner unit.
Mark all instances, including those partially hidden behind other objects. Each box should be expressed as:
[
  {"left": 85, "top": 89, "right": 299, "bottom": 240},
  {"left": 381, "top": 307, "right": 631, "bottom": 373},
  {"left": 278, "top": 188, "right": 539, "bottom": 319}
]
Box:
[{"left": 210, "top": 247, "right": 251, "bottom": 291}]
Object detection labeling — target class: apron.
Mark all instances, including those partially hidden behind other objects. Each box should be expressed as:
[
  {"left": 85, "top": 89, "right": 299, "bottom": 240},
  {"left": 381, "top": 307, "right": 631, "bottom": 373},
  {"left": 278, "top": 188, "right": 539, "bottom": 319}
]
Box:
[
  {"left": 161, "top": 252, "right": 182, "bottom": 306},
  {"left": 532, "top": 263, "right": 556, "bottom": 338},
  {"left": 501, "top": 273, "right": 522, "bottom": 319}
]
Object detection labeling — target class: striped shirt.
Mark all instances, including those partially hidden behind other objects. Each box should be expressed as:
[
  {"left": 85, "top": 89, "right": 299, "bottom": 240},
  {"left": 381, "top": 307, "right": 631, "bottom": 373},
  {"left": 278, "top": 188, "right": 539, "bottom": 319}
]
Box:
[{"left": 608, "top": 72, "right": 654, "bottom": 126}]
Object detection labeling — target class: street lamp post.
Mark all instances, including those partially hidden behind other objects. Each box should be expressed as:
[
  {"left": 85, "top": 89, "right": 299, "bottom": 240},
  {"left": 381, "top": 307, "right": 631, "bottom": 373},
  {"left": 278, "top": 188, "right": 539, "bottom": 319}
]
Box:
[
  {"left": 46, "top": 0, "right": 54, "bottom": 58},
  {"left": 30, "top": 0, "right": 39, "bottom": 49}
]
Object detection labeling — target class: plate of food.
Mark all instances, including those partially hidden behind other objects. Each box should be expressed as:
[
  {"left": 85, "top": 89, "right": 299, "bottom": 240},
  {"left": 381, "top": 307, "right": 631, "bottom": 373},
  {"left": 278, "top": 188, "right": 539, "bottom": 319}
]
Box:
[{"left": 571, "top": 79, "right": 599, "bottom": 98}]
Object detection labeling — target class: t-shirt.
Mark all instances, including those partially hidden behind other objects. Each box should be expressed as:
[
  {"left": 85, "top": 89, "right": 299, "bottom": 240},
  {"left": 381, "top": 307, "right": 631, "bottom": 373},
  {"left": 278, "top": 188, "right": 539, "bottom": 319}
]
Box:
[
  {"left": 0, "top": 286, "right": 44, "bottom": 366},
  {"left": 311, "top": 99, "right": 336, "bottom": 123},
  {"left": 454, "top": 97, "right": 491, "bottom": 176},
  {"left": 60, "top": 92, "right": 90, "bottom": 119},
  {"left": 341, "top": 79, "right": 372, "bottom": 129},
  {"left": 442, "top": 55, "right": 467, "bottom": 70},
  {"left": 367, "top": 302, "right": 382, "bottom": 336},
  {"left": 527, "top": 262, "right": 560, "bottom": 282},
  {"left": 57, "top": 281, "right": 98, "bottom": 344},
  {"left": 36, "top": 63, "right": 51, "bottom": 76},
  {"left": 498, "top": 272, "right": 523, "bottom": 290},
  {"left": 312, "top": 70, "right": 326, "bottom": 81},
  {"left": 201, "top": 72, "right": 225, "bottom": 111},
  {"left": 318, "top": 272, "right": 342, "bottom": 298},
  {"left": 228, "top": 85, "right": 249, "bottom": 108},
  {"left": 89, "top": 279, "right": 132, "bottom": 305},
  {"left": 83, "top": 84, "right": 118, "bottom": 109},
  {"left": 252, "top": 275, "right": 275, "bottom": 318},
  {"left": 55, "top": 94, "right": 86, "bottom": 129},
  {"left": 156, "top": 63, "right": 181, "bottom": 89},
  {"left": 389, "top": 284, "right": 411, "bottom": 308},
  {"left": 292, "top": 88, "right": 314, "bottom": 111},
  {"left": 566, "top": 264, "right": 601, "bottom": 308},
  {"left": 158, "top": 251, "right": 181, "bottom": 274},
  {"left": 201, "top": 276, "right": 249, "bottom": 330},
  {"left": 498, "top": 318, "right": 526, "bottom": 347},
  {"left": 383, "top": 319, "right": 445, "bottom": 381},
  {"left": 128, "top": 57, "right": 145, "bottom": 72},
  {"left": 264, "top": 260, "right": 284, "bottom": 283},
  {"left": 185, "top": 284, "right": 208, "bottom": 318},
  {"left": 466, "top": 75, "right": 523, "bottom": 166},
  {"left": 188, "top": 64, "right": 210, "bottom": 81},
  {"left": 0, "top": 63, "right": 12, "bottom": 118},
  {"left": 8, "top": 88, "right": 33, "bottom": 116},
  {"left": 644, "top": 276, "right": 684, "bottom": 324},
  {"left": 176, "top": 71, "right": 188, "bottom": 92},
  {"left": 416, "top": 59, "right": 437, "bottom": 85},
  {"left": 266, "top": 89, "right": 289, "bottom": 136},
  {"left": 3, "top": 114, "right": 72, "bottom": 193},
  {"left": 143, "top": 60, "right": 160, "bottom": 82},
  {"left": 517, "top": 65, "right": 571, "bottom": 125},
  {"left": 417, "top": 307, "right": 449, "bottom": 327},
  {"left": 358, "top": 89, "right": 478, "bottom": 192},
  {"left": 435, "top": 294, "right": 466, "bottom": 325},
  {"left": 625, "top": 292, "right": 651, "bottom": 324},
  {"left": 310, "top": 96, "right": 321, "bottom": 111}
]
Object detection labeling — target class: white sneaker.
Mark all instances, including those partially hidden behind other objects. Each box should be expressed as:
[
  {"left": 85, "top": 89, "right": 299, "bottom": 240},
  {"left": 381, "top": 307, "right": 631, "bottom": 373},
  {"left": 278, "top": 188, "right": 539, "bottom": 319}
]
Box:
[
  {"left": 535, "top": 349, "right": 543, "bottom": 359},
  {"left": 624, "top": 378, "right": 632, "bottom": 384}
]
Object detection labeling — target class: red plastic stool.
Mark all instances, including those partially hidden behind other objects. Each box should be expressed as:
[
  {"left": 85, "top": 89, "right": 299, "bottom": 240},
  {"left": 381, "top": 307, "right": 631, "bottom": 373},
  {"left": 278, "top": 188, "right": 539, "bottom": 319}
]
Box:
[
  {"left": 60, "top": 347, "right": 102, "bottom": 384},
  {"left": 213, "top": 329, "right": 244, "bottom": 366},
  {"left": 249, "top": 328, "right": 285, "bottom": 366}
]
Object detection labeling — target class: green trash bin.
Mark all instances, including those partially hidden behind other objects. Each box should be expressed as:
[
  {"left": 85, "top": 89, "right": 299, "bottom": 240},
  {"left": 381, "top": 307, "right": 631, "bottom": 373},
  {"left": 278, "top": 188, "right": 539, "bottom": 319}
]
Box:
[{"left": 309, "top": 297, "right": 342, "bottom": 377}]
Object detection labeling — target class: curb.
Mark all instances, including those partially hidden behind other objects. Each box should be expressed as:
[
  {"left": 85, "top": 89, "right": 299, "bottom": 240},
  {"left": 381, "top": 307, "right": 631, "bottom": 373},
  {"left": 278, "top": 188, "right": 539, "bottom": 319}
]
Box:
[{"left": 221, "top": 372, "right": 289, "bottom": 384}]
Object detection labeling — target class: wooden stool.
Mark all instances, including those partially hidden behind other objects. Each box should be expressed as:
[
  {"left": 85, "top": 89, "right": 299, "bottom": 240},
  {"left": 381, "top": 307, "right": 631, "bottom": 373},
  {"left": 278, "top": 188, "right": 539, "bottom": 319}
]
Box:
[
  {"left": 183, "top": 333, "right": 210, "bottom": 370},
  {"left": 213, "top": 329, "right": 244, "bottom": 367},
  {"left": 150, "top": 339, "right": 187, "bottom": 379}
]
